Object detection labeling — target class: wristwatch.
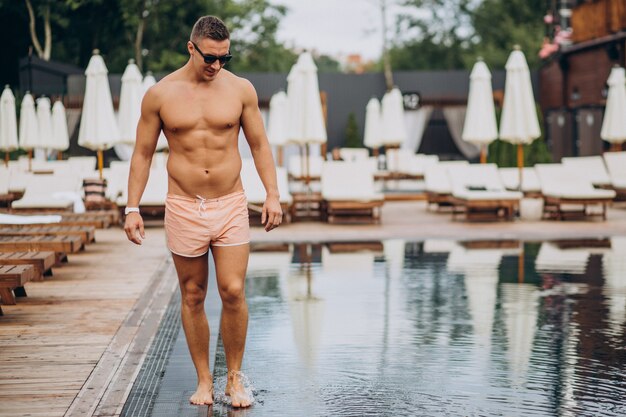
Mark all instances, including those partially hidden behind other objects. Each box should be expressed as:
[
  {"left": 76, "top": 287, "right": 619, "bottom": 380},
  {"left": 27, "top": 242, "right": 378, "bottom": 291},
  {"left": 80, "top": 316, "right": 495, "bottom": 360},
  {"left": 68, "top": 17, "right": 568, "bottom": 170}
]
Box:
[{"left": 124, "top": 207, "right": 140, "bottom": 215}]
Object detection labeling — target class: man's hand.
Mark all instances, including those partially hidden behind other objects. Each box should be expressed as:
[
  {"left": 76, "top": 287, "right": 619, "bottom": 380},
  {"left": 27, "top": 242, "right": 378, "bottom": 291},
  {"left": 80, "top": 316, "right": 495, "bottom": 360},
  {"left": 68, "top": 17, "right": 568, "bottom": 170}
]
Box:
[
  {"left": 124, "top": 212, "right": 146, "bottom": 245},
  {"left": 261, "top": 195, "right": 282, "bottom": 232}
]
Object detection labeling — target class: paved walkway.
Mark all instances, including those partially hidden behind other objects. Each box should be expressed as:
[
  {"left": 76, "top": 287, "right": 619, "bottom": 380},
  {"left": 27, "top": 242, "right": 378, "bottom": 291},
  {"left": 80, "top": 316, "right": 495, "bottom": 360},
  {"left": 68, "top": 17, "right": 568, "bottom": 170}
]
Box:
[{"left": 1, "top": 201, "right": 625, "bottom": 416}]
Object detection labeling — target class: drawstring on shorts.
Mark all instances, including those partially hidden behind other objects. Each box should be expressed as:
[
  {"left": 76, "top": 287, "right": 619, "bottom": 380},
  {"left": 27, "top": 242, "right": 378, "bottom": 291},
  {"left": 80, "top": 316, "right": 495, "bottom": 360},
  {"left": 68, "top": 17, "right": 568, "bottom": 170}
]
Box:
[{"left": 196, "top": 195, "right": 208, "bottom": 218}]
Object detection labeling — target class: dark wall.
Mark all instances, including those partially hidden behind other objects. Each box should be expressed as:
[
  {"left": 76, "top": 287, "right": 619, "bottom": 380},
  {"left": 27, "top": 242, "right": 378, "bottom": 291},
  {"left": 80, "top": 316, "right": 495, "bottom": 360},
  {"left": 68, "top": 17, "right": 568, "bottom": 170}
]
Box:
[
  {"left": 545, "top": 110, "right": 575, "bottom": 160},
  {"left": 540, "top": 60, "right": 565, "bottom": 110},
  {"left": 566, "top": 48, "right": 613, "bottom": 108}
]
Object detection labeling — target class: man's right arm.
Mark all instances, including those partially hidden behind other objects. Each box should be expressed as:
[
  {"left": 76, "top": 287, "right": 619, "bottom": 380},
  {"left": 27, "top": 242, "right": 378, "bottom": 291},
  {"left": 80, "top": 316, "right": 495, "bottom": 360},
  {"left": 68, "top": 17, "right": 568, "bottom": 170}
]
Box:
[{"left": 124, "top": 87, "right": 162, "bottom": 245}]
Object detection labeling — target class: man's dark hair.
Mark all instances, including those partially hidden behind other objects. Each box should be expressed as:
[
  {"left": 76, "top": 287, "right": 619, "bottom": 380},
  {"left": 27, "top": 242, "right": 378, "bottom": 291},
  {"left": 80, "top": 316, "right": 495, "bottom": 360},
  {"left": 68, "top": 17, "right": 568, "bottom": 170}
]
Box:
[{"left": 190, "top": 16, "right": 230, "bottom": 42}]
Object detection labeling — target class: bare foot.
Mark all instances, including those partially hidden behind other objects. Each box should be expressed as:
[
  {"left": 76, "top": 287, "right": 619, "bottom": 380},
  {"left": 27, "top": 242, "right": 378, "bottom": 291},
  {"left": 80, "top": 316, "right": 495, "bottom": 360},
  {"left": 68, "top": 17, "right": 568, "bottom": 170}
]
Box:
[
  {"left": 189, "top": 381, "right": 214, "bottom": 405},
  {"left": 225, "top": 370, "right": 253, "bottom": 408}
]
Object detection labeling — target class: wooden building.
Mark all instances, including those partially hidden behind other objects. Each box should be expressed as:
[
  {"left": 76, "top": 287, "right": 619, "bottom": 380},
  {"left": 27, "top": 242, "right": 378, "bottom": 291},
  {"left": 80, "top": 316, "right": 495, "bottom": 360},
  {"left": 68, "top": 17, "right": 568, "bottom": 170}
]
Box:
[{"left": 540, "top": 0, "right": 626, "bottom": 159}]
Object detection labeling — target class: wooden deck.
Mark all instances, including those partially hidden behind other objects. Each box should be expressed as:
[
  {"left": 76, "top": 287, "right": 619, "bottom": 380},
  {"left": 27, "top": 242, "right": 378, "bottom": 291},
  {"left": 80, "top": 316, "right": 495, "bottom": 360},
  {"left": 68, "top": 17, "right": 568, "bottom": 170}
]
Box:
[{"left": 0, "top": 226, "right": 170, "bottom": 417}]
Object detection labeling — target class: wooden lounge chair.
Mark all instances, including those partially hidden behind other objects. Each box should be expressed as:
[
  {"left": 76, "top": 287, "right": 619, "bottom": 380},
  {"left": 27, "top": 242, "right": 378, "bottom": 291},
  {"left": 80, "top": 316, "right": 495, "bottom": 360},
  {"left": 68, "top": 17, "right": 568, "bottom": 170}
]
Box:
[
  {"left": 498, "top": 167, "right": 542, "bottom": 197},
  {"left": 0, "top": 235, "right": 83, "bottom": 254},
  {"left": 321, "top": 160, "right": 384, "bottom": 224},
  {"left": 10, "top": 174, "right": 79, "bottom": 212},
  {"left": 603, "top": 151, "right": 626, "bottom": 200},
  {"left": 240, "top": 158, "right": 293, "bottom": 224},
  {"left": 0, "top": 264, "right": 36, "bottom": 315},
  {"left": 561, "top": 156, "right": 612, "bottom": 188},
  {"left": 288, "top": 154, "right": 324, "bottom": 182},
  {"left": 448, "top": 164, "right": 522, "bottom": 221},
  {"left": 339, "top": 148, "right": 369, "bottom": 162},
  {"left": 0, "top": 212, "right": 112, "bottom": 229},
  {"left": 535, "top": 163, "right": 616, "bottom": 220},
  {"left": 0, "top": 225, "right": 95, "bottom": 245},
  {"left": 385, "top": 149, "right": 438, "bottom": 180},
  {"left": 117, "top": 167, "right": 168, "bottom": 219},
  {"left": 424, "top": 160, "right": 469, "bottom": 210},
  {"left": 0, "top": 251, "right": 56, "bottom": 281}
]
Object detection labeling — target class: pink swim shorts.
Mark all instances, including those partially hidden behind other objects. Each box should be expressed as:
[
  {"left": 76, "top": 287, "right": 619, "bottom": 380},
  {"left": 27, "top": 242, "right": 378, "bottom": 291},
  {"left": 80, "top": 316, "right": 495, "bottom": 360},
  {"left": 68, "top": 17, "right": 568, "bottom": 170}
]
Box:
[{"left": 164, "top": 190, "right": 250, "bottom": 257}]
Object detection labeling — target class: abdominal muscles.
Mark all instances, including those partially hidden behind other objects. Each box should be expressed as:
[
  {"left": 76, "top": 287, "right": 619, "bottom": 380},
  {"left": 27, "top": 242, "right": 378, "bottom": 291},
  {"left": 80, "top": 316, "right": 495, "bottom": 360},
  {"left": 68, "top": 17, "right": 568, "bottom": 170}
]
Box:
[{"left": 165, "top": 130, "right": 243, "bottom": 199}]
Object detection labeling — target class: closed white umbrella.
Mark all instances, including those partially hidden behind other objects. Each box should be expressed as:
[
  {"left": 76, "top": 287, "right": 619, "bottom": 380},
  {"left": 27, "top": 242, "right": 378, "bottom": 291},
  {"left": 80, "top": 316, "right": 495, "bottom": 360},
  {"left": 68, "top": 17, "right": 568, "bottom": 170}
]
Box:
[
  {"left": 78, "top": 50, "right": 120, "bottom": 178},
  {"left": 286, "top": 52, "right": 327, "bottom": 189},
  {"left": 51, "top": 100, "right": 70, "bottom": 156},
  {"left": 381, "top": 87, "right": 406, "bottom": 173},
  {"left": 142, "top": 72, "right": 168, "bottom": 151},
  {"left": 36, "top": 96, "right": 53, "bottom": 160},
  {"left": 114, "top": 60, "right": 143, "bottom": 161},
  {"left": 267, "top": 91, "right": 289, "bottom": 165},
  {"left": 462, "top": 59, "right": 498, "bottom": 163},
  {"left": 381, "top": 87, "right": 407, "bottom": 147},
  {"left": 0, "top": 85, "right": 18, "bottom": 164},
  {"left": 364, "top": 97, "right": 383, "bottom": 151},
  {"left": 600, "top": 66, "right": 626, "bottom": 151},
  {"left": 118, "top": 59, "right": 143, "bottom": 144},
  {"left": 499, "top": 47, "right": 540, "bottom": 188},
  {"left": 287, "top": 52, "right": 327, "bottom": 145},
  {"left": 19, "top": 92, "right": 40, "bottom": 170}
]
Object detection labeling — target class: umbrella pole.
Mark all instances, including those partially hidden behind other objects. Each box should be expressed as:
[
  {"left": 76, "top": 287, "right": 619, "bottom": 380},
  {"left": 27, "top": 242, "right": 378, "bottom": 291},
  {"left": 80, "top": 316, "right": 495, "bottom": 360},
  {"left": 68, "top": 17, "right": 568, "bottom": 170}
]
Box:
[
  {"left": 518, "top": 244, "right": 525, "bottom": 284},
  {"left": 480, "top": 145, "right": 487, "bottom": 164},
  {"left": 28, "top": 149, "right": 32, "bottom": 172},
  {"left": 57, "top": 151, "right": 62, "bottom": 161},
  {"left": 4, "top": 152, "right": 8, "bottom": 167},
  {"left": 305, "top": 143, "right": 311, "bottom": 218},
  {"left": 611, "top": 143, "right": 621, "bottom": 152},
  {"left": 517, "top": 144, "right": 524, "bottom": 192},
  {"left": 97, "top": 150, "right": 104, "bottom": 180}
]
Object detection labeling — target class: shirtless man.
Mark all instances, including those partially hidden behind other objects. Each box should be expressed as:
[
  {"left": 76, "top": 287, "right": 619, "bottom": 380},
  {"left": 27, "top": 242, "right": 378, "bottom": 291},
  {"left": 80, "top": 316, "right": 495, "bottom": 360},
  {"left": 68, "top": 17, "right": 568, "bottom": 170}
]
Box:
[{"left": 124, "top": 16, "right": 282, "bottom": 408}]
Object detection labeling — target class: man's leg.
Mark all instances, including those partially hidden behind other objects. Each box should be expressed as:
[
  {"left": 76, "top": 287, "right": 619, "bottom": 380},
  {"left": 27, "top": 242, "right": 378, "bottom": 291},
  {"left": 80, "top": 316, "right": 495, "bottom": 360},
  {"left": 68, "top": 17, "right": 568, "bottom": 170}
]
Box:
[
  {"left": 211, "top": 244, "right": 251, "bottom": 408},
  {"left": 171, "top": 252, "right": 214, "bottom": 405}
]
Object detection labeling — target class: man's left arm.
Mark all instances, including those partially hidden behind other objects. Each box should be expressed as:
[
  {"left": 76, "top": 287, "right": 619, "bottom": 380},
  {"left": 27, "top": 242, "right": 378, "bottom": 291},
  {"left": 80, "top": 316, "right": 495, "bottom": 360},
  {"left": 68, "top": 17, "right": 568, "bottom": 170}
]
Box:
[{"left": 240, "top": 79, "right": 283, "bottom": 232}]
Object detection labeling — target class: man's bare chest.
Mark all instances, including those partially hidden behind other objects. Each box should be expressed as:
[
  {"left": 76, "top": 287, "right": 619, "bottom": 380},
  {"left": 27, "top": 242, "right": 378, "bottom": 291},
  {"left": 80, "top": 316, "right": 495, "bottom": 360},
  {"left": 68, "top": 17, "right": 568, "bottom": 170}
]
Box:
[{"left": 160, "top": 91, "right": 242, "bottom": 133}]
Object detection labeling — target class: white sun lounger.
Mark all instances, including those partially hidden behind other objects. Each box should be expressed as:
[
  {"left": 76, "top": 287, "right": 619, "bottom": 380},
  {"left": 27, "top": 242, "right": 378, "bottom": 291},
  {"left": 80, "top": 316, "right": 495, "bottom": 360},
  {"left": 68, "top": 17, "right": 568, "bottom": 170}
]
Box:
[
  {"left": 603, "top": 151, "right": 626, "bottom": 199},
  {"left": 288, "top": 154, "right": 324, "bottom": 180},
  {"left": 240, "top": 158, "right": 293, "bottom": 222},
  {"left": 67, "top": 156, "right": 97, "bottom": 173},
  {"left": 339, "top": 148, "right": 369, "bottom": 162},
  {"left": 498, "top": 167, "right": 541, "bottom": 195},
  {"left": 321, "top": 160, "right": 384, "bottom": 224},
  {"left": 117, "top": 167, "right": 168, "bottom": 217},
  {"left": 385, "top": 149, "right": 438, "bottom": 178},
  {"left": 10, "top": 174, "right": 81, "bottom": 212},
  {"left": 535, "top": 163, "right": 615, "bottom": 220},
  {"left": 447, "top": 163, "right": 522, "bottom": 221},
  {"left": 561, "top": 156, "right": 611, "bottom": 188},
  {"left": 424, "top": 160, "right": 469, "bottom": 209}
]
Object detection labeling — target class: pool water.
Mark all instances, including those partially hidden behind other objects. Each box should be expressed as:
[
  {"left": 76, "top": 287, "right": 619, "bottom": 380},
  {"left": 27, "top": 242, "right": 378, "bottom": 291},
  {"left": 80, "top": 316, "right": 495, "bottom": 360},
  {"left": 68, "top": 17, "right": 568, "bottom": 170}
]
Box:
[{"left": 223, "top": 238, "right": 626, "bottom": 417}]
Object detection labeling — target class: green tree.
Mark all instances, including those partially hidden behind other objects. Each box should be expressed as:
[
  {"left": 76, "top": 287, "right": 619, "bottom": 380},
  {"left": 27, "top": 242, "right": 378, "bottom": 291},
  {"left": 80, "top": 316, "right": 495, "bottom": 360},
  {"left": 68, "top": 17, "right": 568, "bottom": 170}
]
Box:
[
  {"left": 387, "top": 0, "right": 546, "bottom": 70},
  {"left": 470, "top": 0, "right": 545, "bottom": 69},
  {"left": 315, "top": 54, "right": 341, "bottom": 73},
  {"left": 4, "top": 0, "right": 297, "bottom": 77},
  {"left": 344, "top": 112, "right": 361, "bottom": 148}
]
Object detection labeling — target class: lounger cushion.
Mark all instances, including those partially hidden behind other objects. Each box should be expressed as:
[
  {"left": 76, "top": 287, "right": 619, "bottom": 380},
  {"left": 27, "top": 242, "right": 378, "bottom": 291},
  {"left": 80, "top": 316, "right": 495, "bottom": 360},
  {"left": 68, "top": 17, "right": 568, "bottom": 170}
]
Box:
[{"left": 453, "top": 189, "right": 523, "bottom": 201}]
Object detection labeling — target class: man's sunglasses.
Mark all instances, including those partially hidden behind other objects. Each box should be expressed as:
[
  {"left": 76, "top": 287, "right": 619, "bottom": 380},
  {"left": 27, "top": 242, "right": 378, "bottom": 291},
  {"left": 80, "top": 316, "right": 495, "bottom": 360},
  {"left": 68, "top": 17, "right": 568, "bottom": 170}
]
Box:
[{"left": 191, "top": 41, "right": 232, "bottom": 65}]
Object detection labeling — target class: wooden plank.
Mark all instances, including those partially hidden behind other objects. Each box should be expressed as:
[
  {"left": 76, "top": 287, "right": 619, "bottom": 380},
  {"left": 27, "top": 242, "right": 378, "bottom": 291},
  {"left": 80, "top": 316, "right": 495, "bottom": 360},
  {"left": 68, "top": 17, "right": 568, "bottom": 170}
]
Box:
[
  {"left": 0, "top": 265, "right": 35, "bottom": 287},
  {"left": 0, "top": 235, "right": 82, "bottom": 253},
  {"left": 0, "top": 251, "right": 56, "bottom": 280},
  {"left": 0, "top": 225, "right": 95, "bottom": 244},
  {"left": 0, "top": 265, "right": 35, "bottom": 305}
]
